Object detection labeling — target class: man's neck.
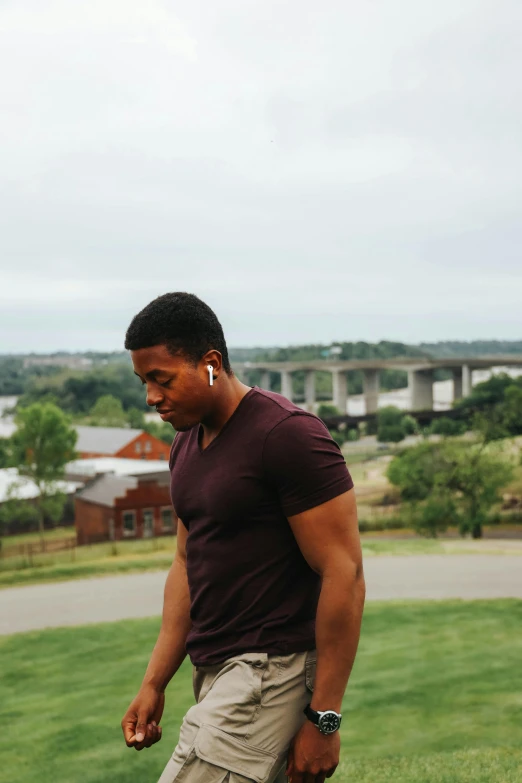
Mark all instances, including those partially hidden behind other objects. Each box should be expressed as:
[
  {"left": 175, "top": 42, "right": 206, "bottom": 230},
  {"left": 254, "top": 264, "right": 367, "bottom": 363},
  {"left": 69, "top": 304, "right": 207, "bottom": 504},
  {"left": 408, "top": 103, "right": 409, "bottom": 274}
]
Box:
[{"left": 199, "top": 377, "right": 252, "bottom": 443}]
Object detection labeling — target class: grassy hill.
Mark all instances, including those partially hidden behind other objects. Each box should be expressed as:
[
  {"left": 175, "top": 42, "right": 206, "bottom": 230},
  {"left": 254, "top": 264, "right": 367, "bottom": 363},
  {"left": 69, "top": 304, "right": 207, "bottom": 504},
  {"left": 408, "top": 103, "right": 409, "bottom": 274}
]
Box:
[{"left": 1, "top": 601, "right": 521, "bottom": 783}]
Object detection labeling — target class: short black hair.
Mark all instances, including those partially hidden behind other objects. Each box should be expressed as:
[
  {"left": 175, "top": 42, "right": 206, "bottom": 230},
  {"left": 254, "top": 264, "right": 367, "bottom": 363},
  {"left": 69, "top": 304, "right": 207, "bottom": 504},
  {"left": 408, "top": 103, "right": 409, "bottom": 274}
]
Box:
[{"left": 124, "top": 292, "right": 233, "bottom": 375}]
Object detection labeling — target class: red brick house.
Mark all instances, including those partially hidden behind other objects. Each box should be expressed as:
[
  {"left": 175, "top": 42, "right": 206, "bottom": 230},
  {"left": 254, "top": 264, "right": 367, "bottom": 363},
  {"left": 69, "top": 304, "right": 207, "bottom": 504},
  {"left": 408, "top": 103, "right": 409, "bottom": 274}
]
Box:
[
  {"left": 75, "top": 426, "right": 171, "bottom": 461},
  {"left": 75, "top": 473, "right": 175, "bottom": 545}
]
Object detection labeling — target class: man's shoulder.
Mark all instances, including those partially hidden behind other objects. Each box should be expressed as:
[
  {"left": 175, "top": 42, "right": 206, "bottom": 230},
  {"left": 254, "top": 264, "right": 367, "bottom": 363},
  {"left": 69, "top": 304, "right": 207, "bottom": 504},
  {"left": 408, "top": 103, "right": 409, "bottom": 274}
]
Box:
[
  {"left": 251, "top": 387, "right": 319, "bottom": 421},
  {"left": 250, "top": 387, "right": 327, "bottom": 436}
]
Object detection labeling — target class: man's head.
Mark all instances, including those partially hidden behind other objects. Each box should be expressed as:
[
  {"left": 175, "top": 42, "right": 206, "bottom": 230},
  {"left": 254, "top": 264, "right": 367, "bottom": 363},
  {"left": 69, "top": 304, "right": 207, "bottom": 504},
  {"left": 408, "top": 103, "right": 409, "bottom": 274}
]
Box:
[{"left": 125, "top": 292, "right": 234, "bottom": 431}]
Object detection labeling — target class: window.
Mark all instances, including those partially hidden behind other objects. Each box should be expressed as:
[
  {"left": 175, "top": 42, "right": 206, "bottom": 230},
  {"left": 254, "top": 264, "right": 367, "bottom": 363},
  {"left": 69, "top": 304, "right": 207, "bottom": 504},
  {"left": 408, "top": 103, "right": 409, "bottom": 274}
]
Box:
[
  {"left": 145, "top": 440, "right": 152, "bottom": 453},
  {"left": 135, "top": 442, "right": 142, "bottom": 453},
  {"left": 143, "top": 509, "right": 154, "bottom": 538},
  {"left": 161, "top": 507, "right": 174, "bottom": 531},
  {"left": 122, "top": 510, "right": 136, "bottom": 536}
]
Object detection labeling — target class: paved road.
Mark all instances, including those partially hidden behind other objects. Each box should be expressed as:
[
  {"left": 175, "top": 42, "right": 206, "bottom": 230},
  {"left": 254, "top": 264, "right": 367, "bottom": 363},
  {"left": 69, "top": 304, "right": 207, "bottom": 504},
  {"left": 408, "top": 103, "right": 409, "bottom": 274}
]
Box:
[{"left": 1, "top": 555, "right": 521, "bottom": 636}]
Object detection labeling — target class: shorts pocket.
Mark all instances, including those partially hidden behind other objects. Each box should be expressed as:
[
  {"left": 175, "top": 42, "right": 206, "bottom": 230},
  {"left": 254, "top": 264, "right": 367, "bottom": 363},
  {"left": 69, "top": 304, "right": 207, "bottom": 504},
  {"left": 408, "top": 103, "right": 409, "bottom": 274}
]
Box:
[
  {"left": 304, "top": 651, "right": 316, "bottom": 693},
  {"left": 194, "top": 723, "right": 278, "bottom": 783}
]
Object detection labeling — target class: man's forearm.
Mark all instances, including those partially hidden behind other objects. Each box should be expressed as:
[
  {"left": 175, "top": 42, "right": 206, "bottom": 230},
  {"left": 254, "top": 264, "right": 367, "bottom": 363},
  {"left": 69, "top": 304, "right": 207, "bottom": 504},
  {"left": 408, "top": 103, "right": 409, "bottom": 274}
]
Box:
[
  {"left": 141, "top": 555, "right": 192, "bottom": 692},
  {"left": 311, "top": 558, "right": 366, "bottom": 712}
]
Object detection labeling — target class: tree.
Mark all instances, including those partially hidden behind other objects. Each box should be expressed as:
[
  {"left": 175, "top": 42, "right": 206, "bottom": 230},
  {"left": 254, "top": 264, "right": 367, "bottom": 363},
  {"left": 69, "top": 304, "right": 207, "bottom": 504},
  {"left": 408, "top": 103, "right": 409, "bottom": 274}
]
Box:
[
  {"left": 447, "top": 441, "right": 511, "bottom": 538},
  {"left": 377, "top": 406, "right": 406, "bottom": 444},
  {"left": 89, "top": 395, "right": 127, "bottom": 427},
  {"left": 0, "top": 490, "right": 68, "bottom": 540},
  {"left": 387, "top": 438, "right": 513, "bottom": 538},
  {"left": 143, "top": 420, "right": 176, "bottom": 445},
  {"left": 346, "top": 427, "right": 360, "bottom": 442},
  {"left": 9, "top": 403, "right": 78, "bottom": 543},
  {"left": 317, "top": 404, "right": 341, "bottom": 418},
  {"left": 401, "top": 415, "right": 419, "bottom": 436},
  {"left": 127, "top": 407, "right": 146, "bottom": 429},
  {"left": 455, "top": 373, "right": 522, "bottom": 414},
  {"left": 429, "top": 417, "right": 467, "bottom": 437},
  {"left": 0, "top": 437, "right": 12, "bottom": 469},
  {"left": 17, "top": 362, "right": 149, "bottom": 415},
  {"left": 329, "top": 429, "right": 346, "bottom": 448},
  {"left": 501, "top": 385, "right": 522, "bottom": 436}
]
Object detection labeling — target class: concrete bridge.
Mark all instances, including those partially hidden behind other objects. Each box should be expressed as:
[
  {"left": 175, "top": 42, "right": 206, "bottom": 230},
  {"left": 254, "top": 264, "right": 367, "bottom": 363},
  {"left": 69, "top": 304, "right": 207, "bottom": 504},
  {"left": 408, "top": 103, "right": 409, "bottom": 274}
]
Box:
[{"left": 233, "top": 356, "right": 522, "bottom": 413}]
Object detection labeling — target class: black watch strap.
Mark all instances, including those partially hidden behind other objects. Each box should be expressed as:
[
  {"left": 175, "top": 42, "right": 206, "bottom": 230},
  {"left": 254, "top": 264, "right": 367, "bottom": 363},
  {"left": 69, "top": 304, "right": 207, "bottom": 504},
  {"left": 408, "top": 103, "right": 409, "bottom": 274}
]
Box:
[
  {"left": 303, "top": 704, "right": 342, "bottom": 734},
  {"left": 304, "top": 704, "right": 321, "bottom": 725}
]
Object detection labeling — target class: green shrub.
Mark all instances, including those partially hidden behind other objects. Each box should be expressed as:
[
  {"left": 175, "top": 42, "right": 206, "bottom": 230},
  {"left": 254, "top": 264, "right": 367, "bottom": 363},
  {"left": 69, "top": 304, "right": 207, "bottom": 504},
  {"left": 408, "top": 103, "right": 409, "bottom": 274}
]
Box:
[
  {"left": 358, "top": 516, "right": 408, "bottom": 533},
  {"left": 430, "top": 417, "right": 467, "bottom": 436},
  {"left": 318, "top": 403, "right": 341, "bottom": 418},
  {"left": 329, "top": 429, "right": 345, "bottom": 447}
]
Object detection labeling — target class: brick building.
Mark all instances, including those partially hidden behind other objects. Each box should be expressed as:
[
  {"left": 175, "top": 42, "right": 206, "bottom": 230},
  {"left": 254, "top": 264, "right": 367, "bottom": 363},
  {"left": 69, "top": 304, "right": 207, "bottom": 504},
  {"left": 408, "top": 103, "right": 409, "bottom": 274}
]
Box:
[
  {"left": 75, "top": 426, "right": 171, "bottom": 461},
  {"left": 75, "top": 472, "right": 175, "bottom": 545}
]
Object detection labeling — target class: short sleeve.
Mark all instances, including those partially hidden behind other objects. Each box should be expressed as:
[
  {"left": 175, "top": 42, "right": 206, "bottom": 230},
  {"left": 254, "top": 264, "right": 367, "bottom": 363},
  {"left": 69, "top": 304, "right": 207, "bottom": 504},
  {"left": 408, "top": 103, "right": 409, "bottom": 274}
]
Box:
[{"left": 262, "top": 413, "right": 354, "bottom": 517}]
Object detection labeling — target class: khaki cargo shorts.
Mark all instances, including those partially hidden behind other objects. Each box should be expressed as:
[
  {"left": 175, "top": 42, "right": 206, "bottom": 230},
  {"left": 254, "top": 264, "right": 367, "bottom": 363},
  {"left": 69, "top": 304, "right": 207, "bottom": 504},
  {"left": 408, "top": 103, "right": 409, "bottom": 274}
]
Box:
[{"left": 157, "top": 649, "right": 317, "bottom": 783}]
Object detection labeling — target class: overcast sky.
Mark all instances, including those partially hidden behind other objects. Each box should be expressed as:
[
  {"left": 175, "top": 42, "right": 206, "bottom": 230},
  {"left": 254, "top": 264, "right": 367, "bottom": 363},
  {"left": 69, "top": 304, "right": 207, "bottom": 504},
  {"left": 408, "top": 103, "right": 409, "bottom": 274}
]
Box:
[{"left": 1, "top": 0, "right": 521, "bottom": 353}]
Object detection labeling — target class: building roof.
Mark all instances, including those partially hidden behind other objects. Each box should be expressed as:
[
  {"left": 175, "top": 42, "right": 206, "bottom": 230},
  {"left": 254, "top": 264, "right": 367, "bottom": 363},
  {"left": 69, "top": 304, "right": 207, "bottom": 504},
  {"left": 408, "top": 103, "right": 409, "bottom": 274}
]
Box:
[
  {"left": 0, "top": 468, "right": 82, "bottom": 504},
  {"left": 75, "top": 426, "right": 143, "bottom": 454},
  {"left": 0, "top": 422, "right": 150, "bottom": 455},
  {"left": 66, "top": 457, "right": 169, "bottom": 478},
  {"left": 76, "top": 473, "right": 138, "bottom": 508}
]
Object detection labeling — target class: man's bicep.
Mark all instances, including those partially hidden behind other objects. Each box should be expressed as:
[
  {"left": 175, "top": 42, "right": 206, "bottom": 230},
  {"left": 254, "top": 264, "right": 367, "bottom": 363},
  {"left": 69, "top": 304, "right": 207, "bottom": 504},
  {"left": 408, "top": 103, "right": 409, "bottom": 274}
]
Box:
[
  {"left": 175, "top": 516, "right": 188, "bottom": 565},
  {"left": 287, "top": 488, "right": 362, "bottom": 577}
]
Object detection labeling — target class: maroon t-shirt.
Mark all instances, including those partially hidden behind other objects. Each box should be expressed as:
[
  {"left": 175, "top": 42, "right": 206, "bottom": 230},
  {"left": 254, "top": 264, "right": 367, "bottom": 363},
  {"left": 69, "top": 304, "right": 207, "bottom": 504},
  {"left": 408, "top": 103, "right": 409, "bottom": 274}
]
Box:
[{"left": 169, "top": 386, "right": 354, "bottom": 666}]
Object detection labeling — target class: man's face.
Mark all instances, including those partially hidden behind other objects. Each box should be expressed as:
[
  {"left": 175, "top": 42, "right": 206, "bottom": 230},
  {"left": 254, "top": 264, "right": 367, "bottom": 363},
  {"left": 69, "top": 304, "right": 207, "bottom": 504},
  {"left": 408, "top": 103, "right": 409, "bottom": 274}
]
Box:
[{"left": 131, "top": 344, "right": 211, "bottom": 432}]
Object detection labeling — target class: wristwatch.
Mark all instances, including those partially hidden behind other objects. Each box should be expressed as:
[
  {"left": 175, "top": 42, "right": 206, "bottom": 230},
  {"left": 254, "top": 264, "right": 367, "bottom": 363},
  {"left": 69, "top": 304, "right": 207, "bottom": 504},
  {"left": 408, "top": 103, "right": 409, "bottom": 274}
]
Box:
[{"left": 304, "top": 704, "right": 342, "bottom": 735}]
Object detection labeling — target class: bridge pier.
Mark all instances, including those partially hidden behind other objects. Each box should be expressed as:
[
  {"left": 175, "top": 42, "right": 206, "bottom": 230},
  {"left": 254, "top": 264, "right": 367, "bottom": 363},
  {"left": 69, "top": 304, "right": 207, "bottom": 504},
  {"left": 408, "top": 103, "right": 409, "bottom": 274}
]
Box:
[
  {"left": 304, "top": 370, "right": 316, "bottom": 412},
  {"left": 363, "top": 369, "right": 379, "bottom": 414},
  {"left": 229, "top": 357, "right": 502, "bottom": 412},
  {"left": 462, "top": 364, "right": 472, "bottom": 397},
  {"left": 281, "top": 370, "right": 293, "bottom": 401},
  {"left": 452, "top": 368, "right": 463, "bottom": 401},
  {"left": 409, "top": 369, "right": 434, "bottom": 411},
  {"left": 260, "top": 370, "right": 271, "bottom": 391},
  {"left": 332, "top": 370, "right": 348, "bottom": 414}
]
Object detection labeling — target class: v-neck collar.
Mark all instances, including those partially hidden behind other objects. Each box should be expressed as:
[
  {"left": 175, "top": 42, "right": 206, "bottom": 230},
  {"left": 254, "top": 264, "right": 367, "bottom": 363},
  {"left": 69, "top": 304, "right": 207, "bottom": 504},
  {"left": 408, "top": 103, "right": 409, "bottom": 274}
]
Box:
[{"left": 196, "top": 386, "right": 257, "bottom": 455}]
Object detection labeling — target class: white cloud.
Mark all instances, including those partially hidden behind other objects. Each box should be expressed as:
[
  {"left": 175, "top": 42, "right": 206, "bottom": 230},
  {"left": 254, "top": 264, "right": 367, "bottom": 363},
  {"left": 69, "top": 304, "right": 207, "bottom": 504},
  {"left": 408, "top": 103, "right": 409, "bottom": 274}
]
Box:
[
  {"left": 0, "top": 0, "right": 521, "bottom": 352},
  {"left": 0, "top": 0, "right": 197, "bottom": 58}
]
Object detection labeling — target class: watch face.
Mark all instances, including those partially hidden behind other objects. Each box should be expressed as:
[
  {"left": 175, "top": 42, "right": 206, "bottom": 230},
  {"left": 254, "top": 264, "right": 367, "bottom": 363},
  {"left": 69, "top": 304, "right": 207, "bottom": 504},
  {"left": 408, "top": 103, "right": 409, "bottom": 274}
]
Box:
[{"left": 318, "top": 711, "right": 341, "bottom": 734}]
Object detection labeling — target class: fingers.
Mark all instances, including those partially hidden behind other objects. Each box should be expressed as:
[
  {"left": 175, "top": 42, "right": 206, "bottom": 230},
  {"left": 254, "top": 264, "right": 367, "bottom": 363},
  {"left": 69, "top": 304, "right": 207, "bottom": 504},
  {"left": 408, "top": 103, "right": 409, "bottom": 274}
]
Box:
[
  {"left": 145, "top": 721, "right": 162, "bottom": 747},
  {"left": 288, "top": 768, "right": 331, "bottom": 783},
  {"left": 121, "top": 714, "right": 137, "bottom": 747},
  {"left": 123, "top": 708, "right": 162, "bottom": 752},
  {"left": 133, "top": 721, "right": 162, "bottom": 751}
]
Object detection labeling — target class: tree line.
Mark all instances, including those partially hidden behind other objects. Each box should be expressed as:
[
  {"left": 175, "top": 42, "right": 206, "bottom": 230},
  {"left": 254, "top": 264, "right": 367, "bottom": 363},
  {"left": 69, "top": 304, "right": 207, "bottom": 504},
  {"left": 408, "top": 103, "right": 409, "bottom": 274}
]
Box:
[{"left": 4, "top": 338, "right": 521, "bottom": 399}]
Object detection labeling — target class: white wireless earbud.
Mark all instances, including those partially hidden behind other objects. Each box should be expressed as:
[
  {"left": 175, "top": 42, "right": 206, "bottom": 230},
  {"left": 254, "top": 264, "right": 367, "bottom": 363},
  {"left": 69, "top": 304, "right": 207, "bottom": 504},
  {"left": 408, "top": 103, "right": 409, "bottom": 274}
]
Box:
[{"left": 207, "top": 365, "right": 214, "bottom": 386}]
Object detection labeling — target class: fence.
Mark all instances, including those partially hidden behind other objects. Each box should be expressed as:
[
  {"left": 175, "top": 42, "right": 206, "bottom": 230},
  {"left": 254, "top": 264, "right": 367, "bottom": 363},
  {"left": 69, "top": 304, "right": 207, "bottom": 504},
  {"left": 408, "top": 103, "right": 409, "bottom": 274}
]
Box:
[{"left": 0, "top": 536, "right": 77, "bottom": 562}]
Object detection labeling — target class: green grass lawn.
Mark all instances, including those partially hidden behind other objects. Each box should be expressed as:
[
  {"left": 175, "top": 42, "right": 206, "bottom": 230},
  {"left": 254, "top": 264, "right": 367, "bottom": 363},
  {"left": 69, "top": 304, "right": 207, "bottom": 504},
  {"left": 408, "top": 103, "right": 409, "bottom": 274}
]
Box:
[
  {"left": 2, "top": 526, "right": 78, "bottom": 547},
  {"left": 1, "top": 601, "right": 521, "bottom": 783},
  {"left": 1, "top": 534, "right": 521, "bottom": 589},
  {"left": 0, "top": 535, "right": 178, "bottom": 587}
]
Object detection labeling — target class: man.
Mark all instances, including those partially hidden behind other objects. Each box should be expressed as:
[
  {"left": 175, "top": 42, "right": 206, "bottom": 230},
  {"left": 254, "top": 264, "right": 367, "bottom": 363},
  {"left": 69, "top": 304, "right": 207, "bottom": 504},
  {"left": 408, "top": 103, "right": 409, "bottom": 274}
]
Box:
[{"left": 121, "top": 292, "right": 365, "bottom": 783}]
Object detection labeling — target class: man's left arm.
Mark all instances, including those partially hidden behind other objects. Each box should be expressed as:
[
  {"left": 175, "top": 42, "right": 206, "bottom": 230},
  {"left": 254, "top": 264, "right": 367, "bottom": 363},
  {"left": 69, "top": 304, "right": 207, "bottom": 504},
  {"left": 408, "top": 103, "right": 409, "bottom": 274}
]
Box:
[{"left": 286, "top": 487, "right": 365, "bottom": 783}]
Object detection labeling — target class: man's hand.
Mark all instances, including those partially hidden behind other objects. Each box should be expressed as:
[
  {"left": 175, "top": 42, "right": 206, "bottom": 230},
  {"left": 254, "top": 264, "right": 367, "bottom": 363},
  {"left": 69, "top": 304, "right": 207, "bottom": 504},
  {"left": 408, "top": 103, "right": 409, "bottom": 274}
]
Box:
[
  {"left": 121, "top": 684, "right": 165, "bottom": 752},
  {"left": 286, "top": 720, "right": 339, "bottom": 783}
]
